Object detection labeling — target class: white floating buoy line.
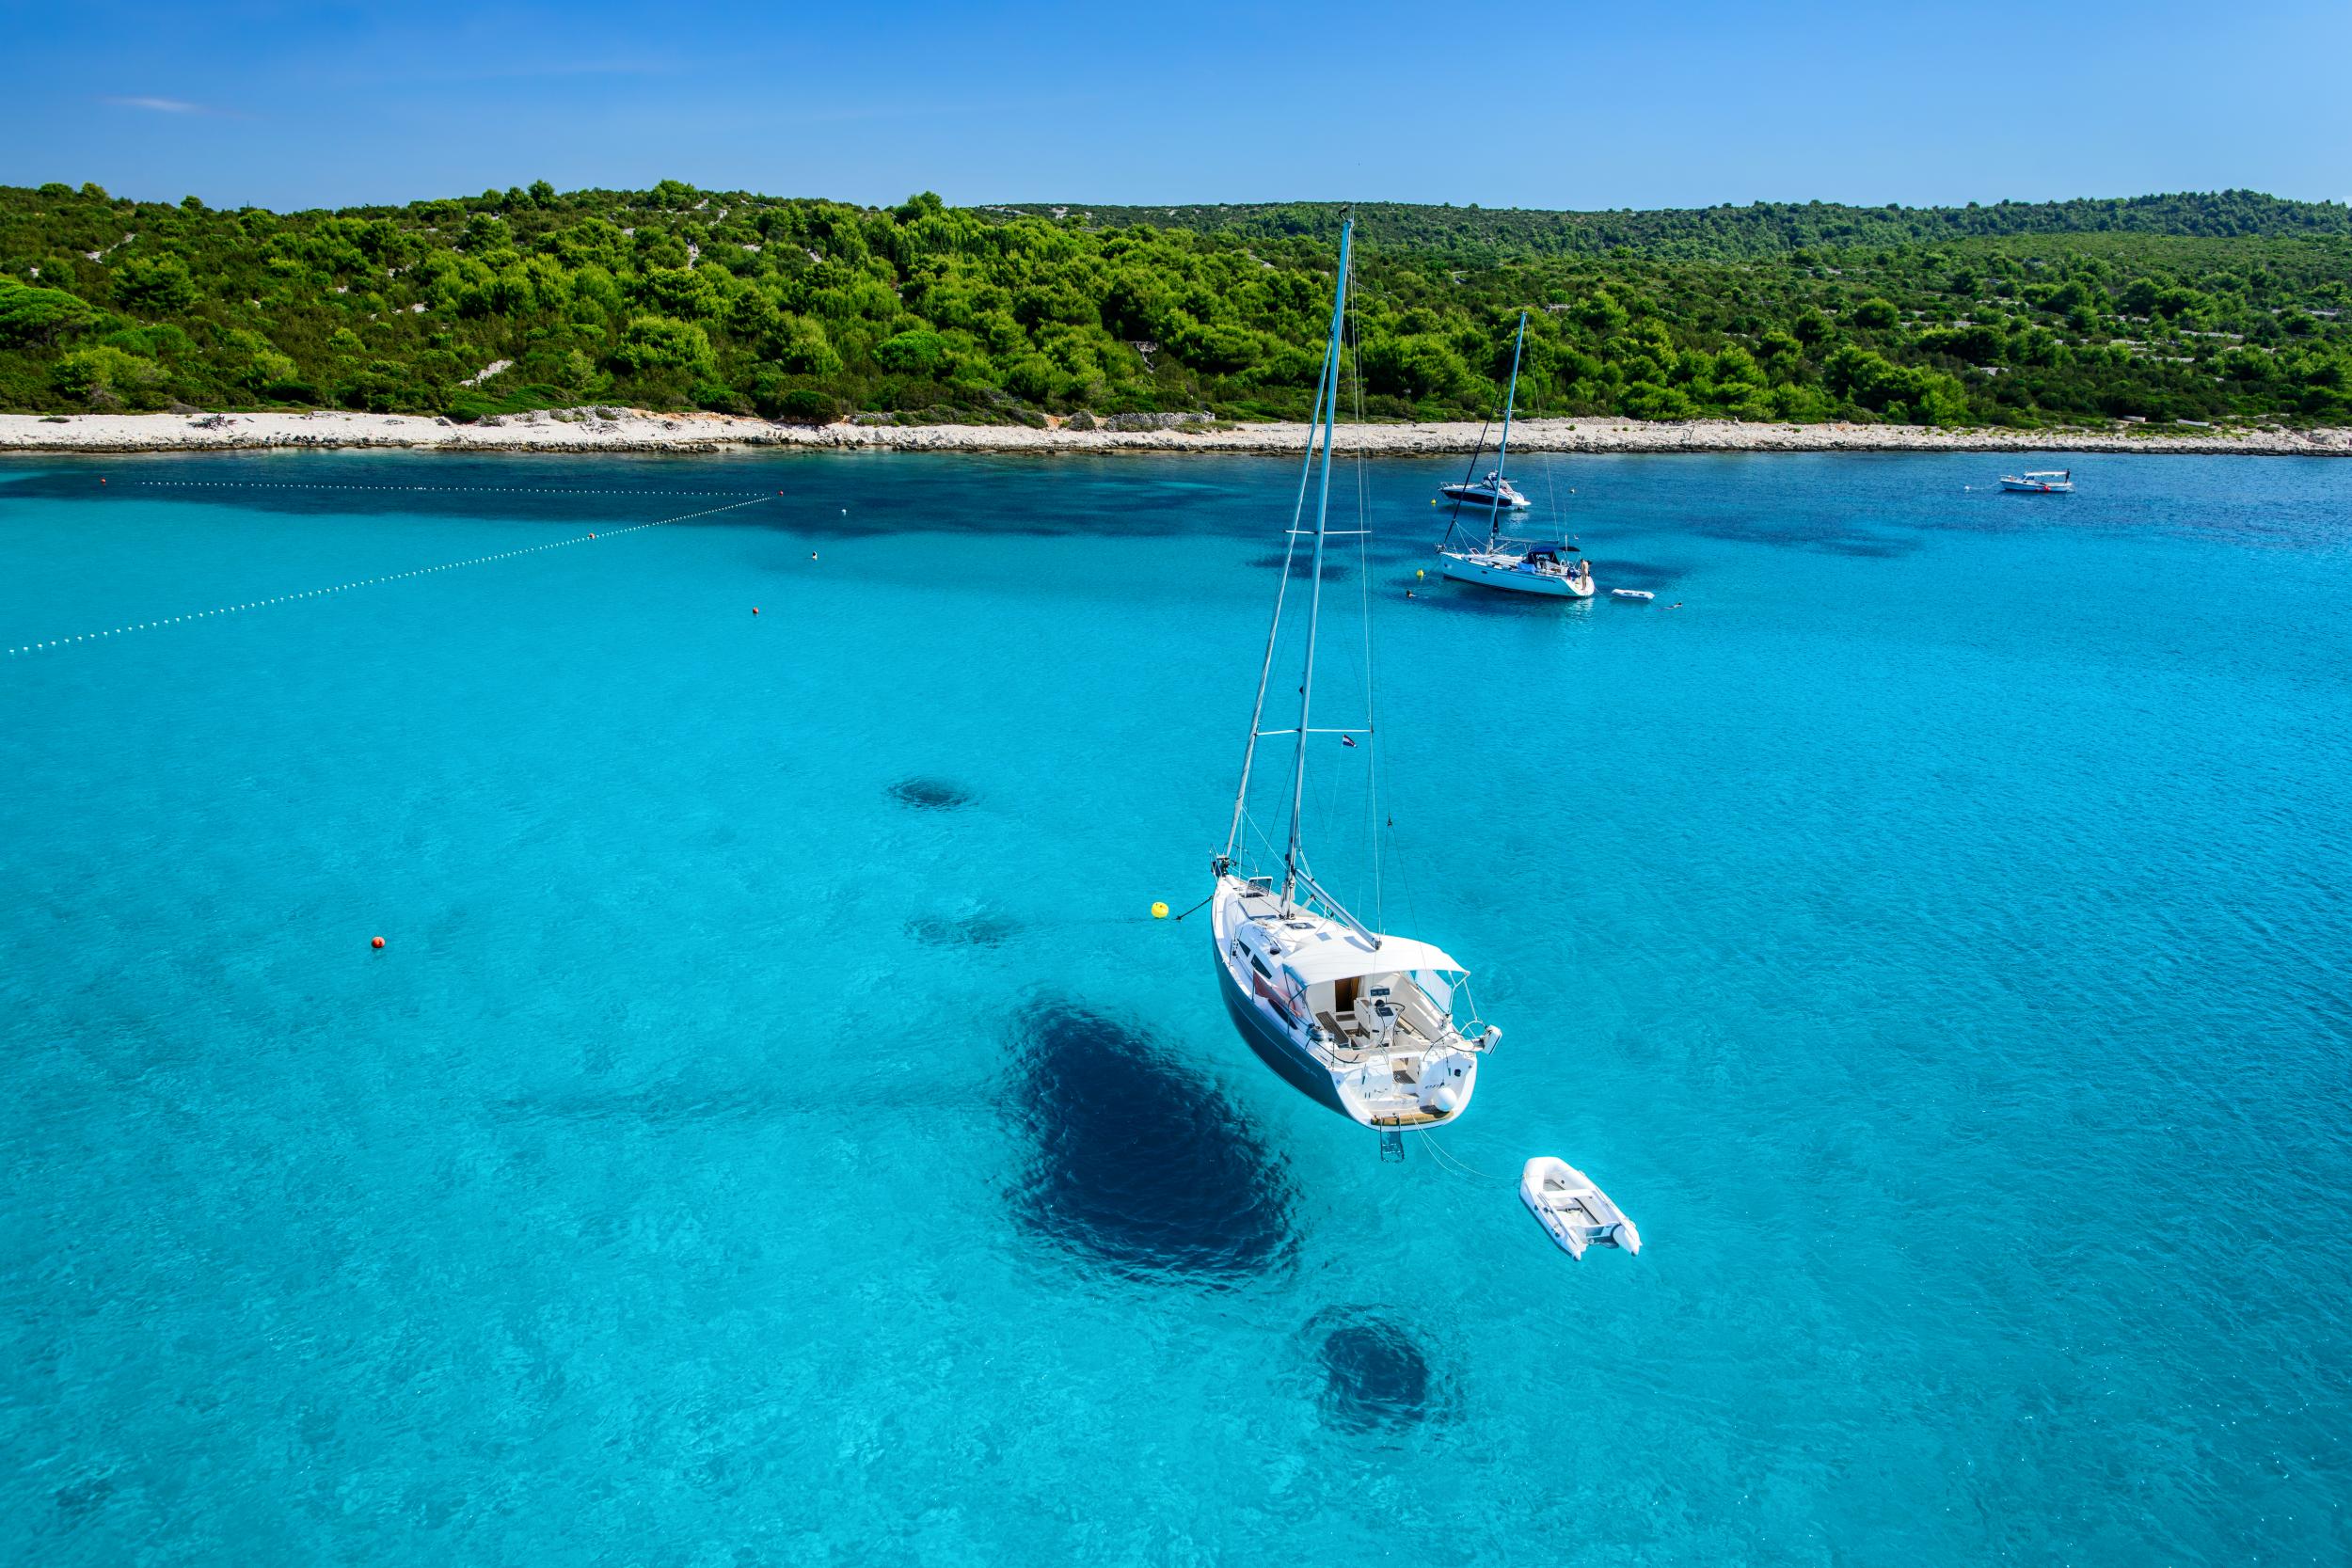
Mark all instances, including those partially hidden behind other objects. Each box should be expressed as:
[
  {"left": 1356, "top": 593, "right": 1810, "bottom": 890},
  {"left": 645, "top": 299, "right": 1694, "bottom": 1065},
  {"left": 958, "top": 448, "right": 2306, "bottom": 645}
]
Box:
[
  {"left": 7, "top": 494, "right": 776, "bottom": 658},
  {"left": 136, "top": 481, "right": 767, "bottom": 499}
]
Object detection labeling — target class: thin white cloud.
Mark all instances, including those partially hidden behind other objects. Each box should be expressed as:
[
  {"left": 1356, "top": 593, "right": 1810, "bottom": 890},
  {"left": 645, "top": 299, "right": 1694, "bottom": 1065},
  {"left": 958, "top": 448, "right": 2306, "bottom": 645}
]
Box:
[{"left": 101, "top": 96, "right": 246, "bottom": 118}]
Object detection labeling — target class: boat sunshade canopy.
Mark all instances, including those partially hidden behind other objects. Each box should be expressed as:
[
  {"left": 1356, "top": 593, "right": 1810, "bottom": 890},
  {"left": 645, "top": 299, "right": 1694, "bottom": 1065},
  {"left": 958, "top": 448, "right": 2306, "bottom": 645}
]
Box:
[{"left": 1278, "top": 929, "right": 1465, "bottom": 984}]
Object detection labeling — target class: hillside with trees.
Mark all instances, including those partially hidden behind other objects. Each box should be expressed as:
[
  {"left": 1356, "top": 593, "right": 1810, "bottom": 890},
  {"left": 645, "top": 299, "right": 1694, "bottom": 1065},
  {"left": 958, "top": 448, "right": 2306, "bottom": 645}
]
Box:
[
  {"left": 993, "top": 192, "right": 2352, "bottom": 262},
  {"left": 3, "top": 182, "right": 2347, "bottom": 429}
]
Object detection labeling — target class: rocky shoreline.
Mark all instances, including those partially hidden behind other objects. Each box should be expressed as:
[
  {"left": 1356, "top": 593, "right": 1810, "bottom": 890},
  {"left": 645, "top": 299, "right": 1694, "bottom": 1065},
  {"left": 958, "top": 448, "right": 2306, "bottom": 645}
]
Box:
[{"left": 5, "top": 408, "right": 2347, "bottom": 458}]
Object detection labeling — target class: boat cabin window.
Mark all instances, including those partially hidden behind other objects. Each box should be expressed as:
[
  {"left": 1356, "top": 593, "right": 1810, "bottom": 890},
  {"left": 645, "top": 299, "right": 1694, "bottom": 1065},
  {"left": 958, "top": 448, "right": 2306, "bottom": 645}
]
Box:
[{"left": 1248, "top": 954, "right": 1274, "bottom": 981}]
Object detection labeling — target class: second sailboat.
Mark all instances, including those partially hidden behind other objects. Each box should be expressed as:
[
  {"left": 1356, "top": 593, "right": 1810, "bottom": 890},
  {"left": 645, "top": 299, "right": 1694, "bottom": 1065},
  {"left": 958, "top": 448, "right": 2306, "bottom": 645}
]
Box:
[{"left": 1436, "top": 311, "right": 1594, "bottom": 597}]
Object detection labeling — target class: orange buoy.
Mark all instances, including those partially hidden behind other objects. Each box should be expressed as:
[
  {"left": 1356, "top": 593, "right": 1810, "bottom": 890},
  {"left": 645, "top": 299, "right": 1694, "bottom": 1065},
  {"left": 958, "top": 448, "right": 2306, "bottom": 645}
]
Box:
[
  {"left": 752, "top": 607, "right": 760, "bottom": 615},
  {"left": 371, "top": 936, "right": 386, "bottom": 950}
]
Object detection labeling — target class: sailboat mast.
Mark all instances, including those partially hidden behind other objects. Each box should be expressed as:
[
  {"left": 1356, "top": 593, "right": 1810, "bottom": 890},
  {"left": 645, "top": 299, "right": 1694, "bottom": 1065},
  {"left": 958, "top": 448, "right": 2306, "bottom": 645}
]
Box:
[
  {"left": 1283, "top": 218, "right": 1353, "bottom": 907},
  {"left": 1486, "top": 310, "right": 1527, "bottom": 551},
  {"left": 1222, "top": 283, "right": 1344, "bottom": 866}
]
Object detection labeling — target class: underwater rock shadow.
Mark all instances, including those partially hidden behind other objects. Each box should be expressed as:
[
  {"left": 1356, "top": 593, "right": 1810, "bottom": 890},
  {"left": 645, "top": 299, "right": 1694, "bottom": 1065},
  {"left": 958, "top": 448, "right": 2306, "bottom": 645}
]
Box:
[
  {"left": 1688, "top": 514, "right": 1918, "bottom": 559},
  {"left": 1007, "top": 1000, "right": 1298, "bottom": 1288},
  {"left": 906, "top": 911, "right": 1022, "bottom": 948},
  {"left": 888, "top": 776, "right": 976, "bottom": 811},
  {"left": 1245, "top": 551, "right": 1357, "bottom": 580},
  {"left": 1302, "top": 1306, "right": 1453, "bottom": 1434}
]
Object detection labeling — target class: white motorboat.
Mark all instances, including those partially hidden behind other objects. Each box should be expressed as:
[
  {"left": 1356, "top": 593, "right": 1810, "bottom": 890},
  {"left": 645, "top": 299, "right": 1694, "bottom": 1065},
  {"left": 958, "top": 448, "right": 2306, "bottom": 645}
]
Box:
[
  {"left": 1210, "top": 216, "right": 1502, "bottom": 1132},
  {"left": 1438, "top": 471, "right": 1531, "bottom": 509},
  {"left": 1999, "top": 468, "right": 2074, "bottom": 494},
  {"left": 1519, "top": 1158, "right": 1641, "bottom": 1259},
  {"left": 1438, "top": 312, "right": 1592, "bottom": 597}
]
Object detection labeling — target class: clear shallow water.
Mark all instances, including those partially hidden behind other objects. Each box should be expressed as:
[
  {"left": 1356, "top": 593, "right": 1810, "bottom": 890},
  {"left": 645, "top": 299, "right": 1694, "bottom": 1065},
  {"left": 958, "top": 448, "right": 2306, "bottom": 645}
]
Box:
[{"left": 2, "top": 448, "right": 2347, "bottom": 1566}]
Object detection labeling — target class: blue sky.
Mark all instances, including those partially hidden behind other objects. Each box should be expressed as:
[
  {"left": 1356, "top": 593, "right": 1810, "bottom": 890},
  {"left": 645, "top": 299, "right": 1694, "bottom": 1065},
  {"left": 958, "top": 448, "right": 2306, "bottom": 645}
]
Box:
[{"left": 5, "top": 0, "right": 2348, "bottom": 213}]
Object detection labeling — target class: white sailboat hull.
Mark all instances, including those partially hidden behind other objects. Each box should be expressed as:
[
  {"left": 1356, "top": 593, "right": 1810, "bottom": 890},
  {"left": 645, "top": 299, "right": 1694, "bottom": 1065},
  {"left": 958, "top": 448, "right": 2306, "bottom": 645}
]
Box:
[
  {"left": 1211, "top": 876, "right": 1483, "bottom": 1130},
  {"left": 1439, "top": 552, "right": 1595, "bottom": 597}
]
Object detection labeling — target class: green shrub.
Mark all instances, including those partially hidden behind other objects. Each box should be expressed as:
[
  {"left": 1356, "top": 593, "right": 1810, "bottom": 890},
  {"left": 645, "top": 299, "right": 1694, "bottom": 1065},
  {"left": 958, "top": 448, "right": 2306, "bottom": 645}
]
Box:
[
  {"left": 54, "top": 345, "right": 164, "bottom": 405},
  {"left": 692, "top": 380, "right": 749, "bottom": 415},
  {"left": 0, "top": 277, "right": 98, "bottom": 345},
  {"left": 776, "top": 388, "right": 840, "bottom": 422},
  {"left": 113, "top": 254, "right": 199, "bottom": 314},
  {"left": 874, "top": 329, "right": 951, "bottom": 376},
  {"left": 611, "top": 315, "right": 716, "bottom": 375}
]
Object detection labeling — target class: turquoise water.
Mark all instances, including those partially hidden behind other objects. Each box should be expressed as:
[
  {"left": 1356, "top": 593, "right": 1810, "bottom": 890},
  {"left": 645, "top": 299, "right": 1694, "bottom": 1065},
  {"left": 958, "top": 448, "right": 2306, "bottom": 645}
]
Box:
[{"left": 3, "top": 449, "right": 2348, "bottom": 1565}]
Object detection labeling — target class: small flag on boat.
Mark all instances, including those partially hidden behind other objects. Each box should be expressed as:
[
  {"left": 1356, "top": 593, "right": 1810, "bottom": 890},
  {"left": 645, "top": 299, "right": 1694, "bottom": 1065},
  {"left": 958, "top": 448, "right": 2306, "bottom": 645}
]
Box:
[{"left": 1342, "top": 735, "right": 1358, "bottom": 748}]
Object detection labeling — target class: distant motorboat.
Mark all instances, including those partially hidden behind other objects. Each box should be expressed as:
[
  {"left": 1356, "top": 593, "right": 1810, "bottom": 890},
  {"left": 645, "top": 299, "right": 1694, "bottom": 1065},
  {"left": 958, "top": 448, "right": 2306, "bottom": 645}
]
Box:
[
  {"left": 1439, "top": 471, "right": 1531, "bottom": 510},
  {"left": 1999, "top": 469, "right": 2074, "bottom": 494},
  {"left": 1520, "top": 1158, "right": 1640, "bottom": 1259}
]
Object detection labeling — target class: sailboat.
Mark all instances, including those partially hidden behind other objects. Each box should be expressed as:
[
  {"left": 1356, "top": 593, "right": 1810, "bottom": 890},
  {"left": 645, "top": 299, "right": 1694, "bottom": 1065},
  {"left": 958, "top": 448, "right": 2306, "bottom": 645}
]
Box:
[
  {"left": 1209, "top": 219, "right": 1502, "bottom": 1132},
  {"left": 1437, "top": 312, "right": 1594, "bottom": 598}
]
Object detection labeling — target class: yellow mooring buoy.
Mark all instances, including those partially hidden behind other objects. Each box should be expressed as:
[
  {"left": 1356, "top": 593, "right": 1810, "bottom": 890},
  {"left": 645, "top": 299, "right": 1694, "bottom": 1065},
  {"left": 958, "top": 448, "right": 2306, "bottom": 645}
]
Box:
[
  {"left": 1151, "top": 901, "right": 1169, "bottom": 920},
  {"left": 1416, "top": 568, "right": 1425, "bottom": 578}
]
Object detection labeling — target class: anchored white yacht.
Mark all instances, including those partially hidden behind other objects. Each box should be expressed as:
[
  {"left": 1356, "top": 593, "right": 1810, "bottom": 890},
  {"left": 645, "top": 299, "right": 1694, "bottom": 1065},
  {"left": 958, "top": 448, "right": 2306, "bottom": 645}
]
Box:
[
  {"left": 1438, "top": 312, "right": 1593, "bottom": 597},
  {"left": 1439, "top": 470, "right": 1530, "bottom": 510},
  {"left": 1444, "top": 544, "right": 1593, "bottom": 597},
  {"left": 1210, "top": 217, "right": 1501, "bottom": 1132}
]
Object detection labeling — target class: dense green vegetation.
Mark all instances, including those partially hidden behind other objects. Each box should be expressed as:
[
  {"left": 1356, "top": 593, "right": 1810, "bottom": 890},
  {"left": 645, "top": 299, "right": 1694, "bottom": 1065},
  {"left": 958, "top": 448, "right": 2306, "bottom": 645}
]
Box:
[
  {"left": 995, "top": 192, "right": 2352, "bottom": 262},
  {"left": 4, "top": 181, "right": 2348, "bottom": 428}
]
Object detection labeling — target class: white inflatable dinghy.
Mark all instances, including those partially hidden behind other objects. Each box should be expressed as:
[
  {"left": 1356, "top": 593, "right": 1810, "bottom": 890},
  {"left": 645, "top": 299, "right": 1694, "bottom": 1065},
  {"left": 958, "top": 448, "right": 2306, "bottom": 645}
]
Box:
[
  {"left": 1520, "top": 1157, "right": 1641, "bottom": 1259},
  {"left": 1610, "top": 588, "right": 1655, "bottom": 601}
]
